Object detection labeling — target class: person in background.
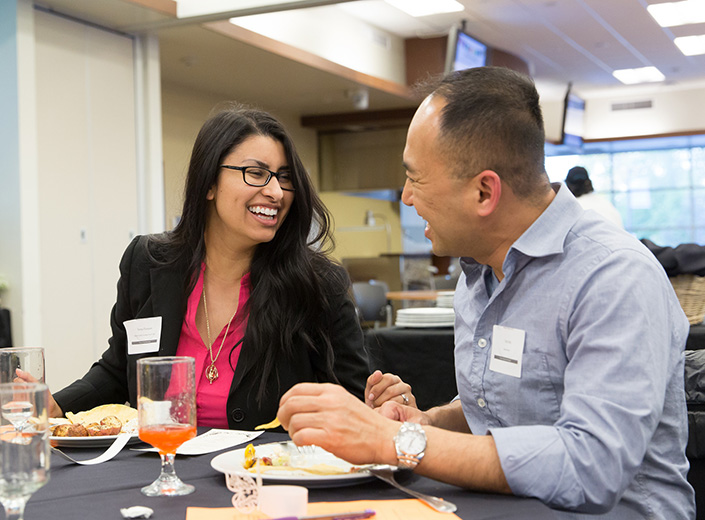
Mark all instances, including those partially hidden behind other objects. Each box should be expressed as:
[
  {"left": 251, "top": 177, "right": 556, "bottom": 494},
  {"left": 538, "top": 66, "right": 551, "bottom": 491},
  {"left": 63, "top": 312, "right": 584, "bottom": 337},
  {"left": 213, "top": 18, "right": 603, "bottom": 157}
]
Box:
[
  {"left": 278, "top": 67, "right": 694, "bottom": 518},
  {"left": 21, "top": 104, "right": 369, "bottom": 430},
  {"left": 565, "top": 165, "right": 624, "bottom": 228}
]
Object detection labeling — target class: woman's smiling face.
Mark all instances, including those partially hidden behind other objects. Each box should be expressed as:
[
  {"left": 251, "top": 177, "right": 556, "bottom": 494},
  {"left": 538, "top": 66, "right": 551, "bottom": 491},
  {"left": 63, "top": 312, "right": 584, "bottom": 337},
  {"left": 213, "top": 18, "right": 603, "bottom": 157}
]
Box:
[{"left": 206, "top": 135, "right": 294, "bottom": 249}]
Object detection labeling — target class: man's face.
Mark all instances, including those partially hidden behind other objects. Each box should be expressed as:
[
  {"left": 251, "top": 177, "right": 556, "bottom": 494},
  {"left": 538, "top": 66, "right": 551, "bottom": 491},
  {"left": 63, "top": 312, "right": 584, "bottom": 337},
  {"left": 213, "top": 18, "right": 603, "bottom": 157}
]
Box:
[{"left": 401, "top": 96, "right": 473, "bottom": 258}]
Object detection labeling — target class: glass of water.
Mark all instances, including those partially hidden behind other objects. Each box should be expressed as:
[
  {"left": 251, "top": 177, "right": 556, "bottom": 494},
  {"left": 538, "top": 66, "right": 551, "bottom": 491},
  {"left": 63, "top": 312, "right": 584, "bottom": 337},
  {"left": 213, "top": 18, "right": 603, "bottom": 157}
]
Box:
[
  {"left": 0, "top": 382, "right": 51, "bottom": 520},
  {"left": 0, "top": 348, "right": 45, "bottom": 384}
]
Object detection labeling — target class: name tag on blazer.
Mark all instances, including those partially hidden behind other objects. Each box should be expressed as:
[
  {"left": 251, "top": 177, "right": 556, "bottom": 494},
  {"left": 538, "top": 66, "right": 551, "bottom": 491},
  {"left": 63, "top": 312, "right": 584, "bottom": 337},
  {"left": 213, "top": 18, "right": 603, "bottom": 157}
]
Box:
[{"left": 124, "top": 317, "right": 162, "bottom": 355}]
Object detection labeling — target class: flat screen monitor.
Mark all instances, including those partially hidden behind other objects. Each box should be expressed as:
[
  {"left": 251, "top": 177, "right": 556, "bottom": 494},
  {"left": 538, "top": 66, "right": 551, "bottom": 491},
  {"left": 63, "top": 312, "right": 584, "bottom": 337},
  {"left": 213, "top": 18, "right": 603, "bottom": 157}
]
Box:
[
  {"left": 445, "top": 25, "right": 488, "bottom": 73},
  {"left": 561, "top": 86, "right": 586, "bottom": 148}
]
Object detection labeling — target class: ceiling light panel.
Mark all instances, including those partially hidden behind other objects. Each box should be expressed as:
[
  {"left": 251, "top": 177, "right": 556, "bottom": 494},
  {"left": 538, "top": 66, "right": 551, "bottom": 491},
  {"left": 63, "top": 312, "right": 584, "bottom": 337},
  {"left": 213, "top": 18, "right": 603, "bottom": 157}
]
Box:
[
  {"left": 647, "top": 0, "right": 705, "bottom": 27},
  {"left": 612, "top": 66, "right": 666, "bottom": 84},
  {"left": 383, "top": 0, "right": 464, "bottom": 18},
  {"left": 675, "top": 34, "right": 705, "bottom": 55}
]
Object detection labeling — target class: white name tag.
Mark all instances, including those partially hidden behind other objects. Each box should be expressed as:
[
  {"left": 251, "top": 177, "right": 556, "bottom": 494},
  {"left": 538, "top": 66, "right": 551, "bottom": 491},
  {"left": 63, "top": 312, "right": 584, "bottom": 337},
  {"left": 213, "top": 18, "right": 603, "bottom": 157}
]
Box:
[
  {"left": 124, "top": 317, "right": 162, "bottom": 355},
  {"left": 489, "top": 324, "right": 525, "bottom": 378}
]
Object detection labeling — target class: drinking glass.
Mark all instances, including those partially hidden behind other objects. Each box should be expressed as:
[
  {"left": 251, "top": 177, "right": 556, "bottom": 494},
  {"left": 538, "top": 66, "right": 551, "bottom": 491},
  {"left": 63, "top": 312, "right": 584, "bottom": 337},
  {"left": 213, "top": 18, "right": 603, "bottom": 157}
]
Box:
[
  {"left": 0, "top": 348, "right": 45, "bottom": 384},
  {"left": 0, "top": 382, "right": 51, "bottom": 520},
  {"left": 137, "top": 356, "right": 196, "bottom": 497}
]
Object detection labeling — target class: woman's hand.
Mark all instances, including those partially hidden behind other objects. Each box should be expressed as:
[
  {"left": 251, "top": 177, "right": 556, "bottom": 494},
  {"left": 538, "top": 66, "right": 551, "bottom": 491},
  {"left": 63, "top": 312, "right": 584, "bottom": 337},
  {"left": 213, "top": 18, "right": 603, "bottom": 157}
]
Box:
[
  {"left": 14, "top": 369, "right": 64, "bottom": 418},
  {"left": 365, "top": 370, "right": 417, "bottom": 409}
]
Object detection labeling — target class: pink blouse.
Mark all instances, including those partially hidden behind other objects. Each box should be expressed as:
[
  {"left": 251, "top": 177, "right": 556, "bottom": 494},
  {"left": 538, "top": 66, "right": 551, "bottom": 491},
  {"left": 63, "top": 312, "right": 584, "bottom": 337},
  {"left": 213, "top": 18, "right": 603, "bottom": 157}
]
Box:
[{"left": 176, "top": 265, "right": 249, "bottom": 427}]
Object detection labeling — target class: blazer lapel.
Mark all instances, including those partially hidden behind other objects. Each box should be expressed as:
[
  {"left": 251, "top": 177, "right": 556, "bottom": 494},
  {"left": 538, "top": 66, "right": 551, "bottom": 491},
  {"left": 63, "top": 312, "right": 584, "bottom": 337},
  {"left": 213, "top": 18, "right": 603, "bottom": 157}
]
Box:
[{"left": 150, "top": 266, "right": 186, "bottom": 355}]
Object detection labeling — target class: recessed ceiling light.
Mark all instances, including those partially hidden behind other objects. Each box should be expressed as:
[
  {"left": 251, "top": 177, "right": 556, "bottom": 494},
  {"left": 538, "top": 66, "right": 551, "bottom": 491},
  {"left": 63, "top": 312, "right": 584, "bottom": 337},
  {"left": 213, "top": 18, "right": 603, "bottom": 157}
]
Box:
[
  {"left": 647, "top": 0, "right": 705, "bottom": 27},
  {"left": 612, "top": 66, "right": 666, "bottom": 85},
  {"left": 384, "top": 0, "right": 464, "bottom": 17},
  {"left": 675, "top": 34, "right": 705, "bottom": 55}
]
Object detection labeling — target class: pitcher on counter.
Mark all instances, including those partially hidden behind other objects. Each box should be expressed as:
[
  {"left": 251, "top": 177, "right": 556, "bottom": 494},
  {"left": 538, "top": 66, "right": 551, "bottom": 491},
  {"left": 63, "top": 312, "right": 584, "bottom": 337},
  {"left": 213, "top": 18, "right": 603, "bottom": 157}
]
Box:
[
  {"left": 19, "top": 103, "right": 370, "bottom": 430},
  {"left": 278, "top": 67, "right": 696, "bottom": 519}
]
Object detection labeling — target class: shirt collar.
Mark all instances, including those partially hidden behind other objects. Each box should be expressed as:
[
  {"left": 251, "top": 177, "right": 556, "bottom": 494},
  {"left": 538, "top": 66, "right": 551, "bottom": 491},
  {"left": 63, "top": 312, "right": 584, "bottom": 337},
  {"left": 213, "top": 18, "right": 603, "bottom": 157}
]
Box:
[{"left": 460, "top": 183, "right": 583, "bottom": 274}]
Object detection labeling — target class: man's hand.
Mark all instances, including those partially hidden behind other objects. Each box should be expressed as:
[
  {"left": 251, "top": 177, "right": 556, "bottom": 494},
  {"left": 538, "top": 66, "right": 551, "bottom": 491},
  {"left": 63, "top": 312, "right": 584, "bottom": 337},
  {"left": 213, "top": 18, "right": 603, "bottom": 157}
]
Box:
[{"left": 278, "top": 383, "right": 399, "bottom": 466}]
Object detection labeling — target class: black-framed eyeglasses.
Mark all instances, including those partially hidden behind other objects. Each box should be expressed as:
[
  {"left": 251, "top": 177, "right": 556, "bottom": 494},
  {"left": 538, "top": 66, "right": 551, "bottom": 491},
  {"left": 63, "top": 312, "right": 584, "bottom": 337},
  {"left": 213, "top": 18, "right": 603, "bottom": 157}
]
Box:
[{"left": 220, "top": 165, "right": 295, "bottom": 192}]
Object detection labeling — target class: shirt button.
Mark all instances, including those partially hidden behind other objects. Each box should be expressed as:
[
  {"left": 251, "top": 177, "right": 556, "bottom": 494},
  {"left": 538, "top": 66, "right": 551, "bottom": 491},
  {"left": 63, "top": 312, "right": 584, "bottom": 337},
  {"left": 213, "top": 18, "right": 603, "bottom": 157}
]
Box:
[
  {"left": 477, "top": 398, "right": 486, "bottom": 408},
  {"left": 477, "top": 338, "right": 488, "bottom": 348},
  {"left": 231, "top": 408, "right": 245, "bottom": 423}
]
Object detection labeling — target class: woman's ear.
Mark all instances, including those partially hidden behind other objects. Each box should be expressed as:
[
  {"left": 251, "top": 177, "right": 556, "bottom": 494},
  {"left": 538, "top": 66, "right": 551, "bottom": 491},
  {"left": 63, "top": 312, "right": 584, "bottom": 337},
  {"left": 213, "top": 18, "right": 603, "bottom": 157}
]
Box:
[
  {"left": 474, "top": 170, "right": 501, "bottom": 217},
  {"left": 206, "top": 184, "right": 216, "bottom": 200}
]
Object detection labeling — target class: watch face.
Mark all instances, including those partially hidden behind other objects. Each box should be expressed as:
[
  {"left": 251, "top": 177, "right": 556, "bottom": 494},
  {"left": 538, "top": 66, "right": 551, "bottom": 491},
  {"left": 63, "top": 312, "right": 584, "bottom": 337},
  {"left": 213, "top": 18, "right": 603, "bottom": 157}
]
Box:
[{"left": 399, "top": 429, "right": 425, "bottom": 453}]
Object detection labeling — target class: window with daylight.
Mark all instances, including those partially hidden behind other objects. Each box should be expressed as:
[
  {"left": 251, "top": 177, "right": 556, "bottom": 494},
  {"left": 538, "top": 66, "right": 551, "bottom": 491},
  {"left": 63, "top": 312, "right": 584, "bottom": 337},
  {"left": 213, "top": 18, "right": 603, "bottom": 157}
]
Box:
[{"left": 545, "top": 135, "right": 705, "bottom": 247}]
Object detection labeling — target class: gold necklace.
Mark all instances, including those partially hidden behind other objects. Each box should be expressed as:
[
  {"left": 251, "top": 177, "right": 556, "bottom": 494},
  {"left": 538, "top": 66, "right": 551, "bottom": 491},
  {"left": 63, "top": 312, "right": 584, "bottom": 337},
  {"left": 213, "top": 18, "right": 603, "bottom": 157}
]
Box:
[{"left": 202, "top": 285, "right": 237, "bottom": 384}]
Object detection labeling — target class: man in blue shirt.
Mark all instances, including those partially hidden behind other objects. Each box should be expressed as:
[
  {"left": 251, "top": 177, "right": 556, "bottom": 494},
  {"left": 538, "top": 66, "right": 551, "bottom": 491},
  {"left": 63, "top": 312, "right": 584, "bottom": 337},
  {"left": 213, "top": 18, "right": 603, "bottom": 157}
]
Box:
[{"left": 279, "top": 67, "right": 695, "bottom": 518}]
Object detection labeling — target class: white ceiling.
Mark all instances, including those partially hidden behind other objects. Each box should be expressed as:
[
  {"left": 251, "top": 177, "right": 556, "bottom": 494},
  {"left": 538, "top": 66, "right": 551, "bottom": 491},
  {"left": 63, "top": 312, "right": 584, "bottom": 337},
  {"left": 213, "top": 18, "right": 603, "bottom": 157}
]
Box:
[{"left": 33, "top": 0, "right": 705, "bottom": 116}]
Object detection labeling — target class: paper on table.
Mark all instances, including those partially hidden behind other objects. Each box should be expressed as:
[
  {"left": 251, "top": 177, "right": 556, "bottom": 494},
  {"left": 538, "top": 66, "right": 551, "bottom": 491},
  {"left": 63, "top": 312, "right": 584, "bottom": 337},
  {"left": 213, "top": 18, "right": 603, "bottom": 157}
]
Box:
[
  {"left": 133, "top": 429, "right": 263, "bottom": 456},
  {"left": 186, "top": 499, "right": 462, "bottom": 520}
]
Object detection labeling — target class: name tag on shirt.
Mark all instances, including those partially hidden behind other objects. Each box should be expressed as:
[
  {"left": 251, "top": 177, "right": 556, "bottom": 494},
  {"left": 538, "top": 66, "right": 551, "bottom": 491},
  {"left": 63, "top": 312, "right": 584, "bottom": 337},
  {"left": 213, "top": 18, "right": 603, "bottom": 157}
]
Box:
[
  {"left": 489, "top": 325, "right": 525, "bottom": 378},
  {"left": 125, "top": 317, "right": 162, "bottom": 355}
]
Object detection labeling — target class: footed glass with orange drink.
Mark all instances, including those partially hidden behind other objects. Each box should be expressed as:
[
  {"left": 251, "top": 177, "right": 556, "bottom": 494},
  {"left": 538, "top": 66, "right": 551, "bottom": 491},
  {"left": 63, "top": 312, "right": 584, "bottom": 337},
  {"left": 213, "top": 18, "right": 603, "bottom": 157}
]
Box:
[{"left": 137, "top": 357, "right": 196, "bottom": 497}]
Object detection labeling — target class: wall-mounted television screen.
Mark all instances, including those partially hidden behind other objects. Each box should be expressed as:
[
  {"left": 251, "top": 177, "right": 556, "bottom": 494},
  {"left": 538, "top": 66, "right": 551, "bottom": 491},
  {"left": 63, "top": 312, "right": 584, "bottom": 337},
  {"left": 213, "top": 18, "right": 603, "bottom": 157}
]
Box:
[
  {"left": 561, "top": 85, "right": 586, "bottom": 148},
  {"left": 445, "top": 24, "right": 488, "bottom": 73}
]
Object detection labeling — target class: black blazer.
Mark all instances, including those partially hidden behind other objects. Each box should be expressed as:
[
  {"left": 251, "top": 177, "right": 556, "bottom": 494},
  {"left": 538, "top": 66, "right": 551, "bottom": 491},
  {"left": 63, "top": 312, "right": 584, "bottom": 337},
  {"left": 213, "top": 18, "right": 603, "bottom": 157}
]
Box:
[{"left": 54, "top": 235, "right": 370, "bottom": 430}]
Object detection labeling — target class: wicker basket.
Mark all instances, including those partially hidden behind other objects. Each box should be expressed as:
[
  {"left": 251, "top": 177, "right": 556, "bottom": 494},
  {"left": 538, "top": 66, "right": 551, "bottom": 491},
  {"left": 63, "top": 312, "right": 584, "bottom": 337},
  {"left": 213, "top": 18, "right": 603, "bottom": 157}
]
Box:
[{"left": 670, "top": 275, "right": 705, "bottom": 326}]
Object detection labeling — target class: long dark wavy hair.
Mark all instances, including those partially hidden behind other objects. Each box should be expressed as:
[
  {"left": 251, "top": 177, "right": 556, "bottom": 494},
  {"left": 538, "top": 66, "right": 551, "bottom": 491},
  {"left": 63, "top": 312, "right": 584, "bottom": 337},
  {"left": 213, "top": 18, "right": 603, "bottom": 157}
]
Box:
[{"left": 149, "top": 103, "right": 346, "bottom": 402}]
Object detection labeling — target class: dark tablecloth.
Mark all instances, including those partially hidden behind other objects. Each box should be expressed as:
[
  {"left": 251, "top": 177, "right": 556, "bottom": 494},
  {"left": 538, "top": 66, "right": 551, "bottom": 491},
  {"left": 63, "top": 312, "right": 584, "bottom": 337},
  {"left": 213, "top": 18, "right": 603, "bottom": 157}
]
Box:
[
  {"left": 26, "top": 431, "right": 643, "bottom": 520},
  {"left": 364, "top": 326, "right": 456, "bottom": 410}
]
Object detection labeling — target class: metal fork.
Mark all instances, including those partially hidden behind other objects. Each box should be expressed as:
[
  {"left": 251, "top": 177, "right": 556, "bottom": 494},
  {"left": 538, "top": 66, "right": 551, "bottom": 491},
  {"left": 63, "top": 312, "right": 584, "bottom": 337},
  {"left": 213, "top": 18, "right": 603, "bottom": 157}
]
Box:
[{"left": 368, "top": 465, "right": 457, "bottom": 513}]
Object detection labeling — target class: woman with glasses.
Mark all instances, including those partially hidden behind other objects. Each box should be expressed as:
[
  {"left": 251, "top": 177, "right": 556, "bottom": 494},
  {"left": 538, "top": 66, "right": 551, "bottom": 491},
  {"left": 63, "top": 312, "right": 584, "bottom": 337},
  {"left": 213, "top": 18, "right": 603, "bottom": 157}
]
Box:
[{"left": 31, "top": 104, "right": 370, "bottom": 430}]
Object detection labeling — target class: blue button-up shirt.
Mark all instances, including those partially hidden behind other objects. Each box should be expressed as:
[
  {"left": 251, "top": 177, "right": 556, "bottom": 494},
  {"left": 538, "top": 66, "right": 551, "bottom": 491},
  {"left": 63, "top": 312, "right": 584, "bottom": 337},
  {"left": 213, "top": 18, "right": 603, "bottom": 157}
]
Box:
[{"left": 455, "top": 184, "right": 694, "bottom": 518}]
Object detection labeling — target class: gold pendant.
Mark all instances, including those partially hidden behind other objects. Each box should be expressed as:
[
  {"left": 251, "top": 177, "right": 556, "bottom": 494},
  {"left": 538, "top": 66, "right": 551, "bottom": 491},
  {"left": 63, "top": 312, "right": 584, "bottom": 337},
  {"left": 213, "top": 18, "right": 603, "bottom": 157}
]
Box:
[{"left": 206, "top": 363, "right": 219, "bottom": 384}]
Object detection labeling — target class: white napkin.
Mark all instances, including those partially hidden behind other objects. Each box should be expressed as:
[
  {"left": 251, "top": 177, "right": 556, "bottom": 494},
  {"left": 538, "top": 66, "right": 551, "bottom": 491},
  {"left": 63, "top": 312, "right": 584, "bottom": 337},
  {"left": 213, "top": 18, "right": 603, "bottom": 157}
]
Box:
[
  {"left": 132, "top": 429, "right": 263, "bottom": 456},
  {"left": 51, "top": 432, "right": 132, "bottom": 465}
]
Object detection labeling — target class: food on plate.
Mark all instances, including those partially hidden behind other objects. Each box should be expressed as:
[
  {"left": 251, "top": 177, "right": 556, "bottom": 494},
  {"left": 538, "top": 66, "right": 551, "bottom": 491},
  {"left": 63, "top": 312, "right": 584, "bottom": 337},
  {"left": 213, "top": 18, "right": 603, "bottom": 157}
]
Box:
[
  {"left": 241, "top": 443, "right": 365, "bottom": 476},
  {"left": 66, "top": 403, "right": 137, "bottom": 426},
  {"left": 254, "top": 417, "right": 281, "bottom": 430},
  {"left": 50, "top": 404, "right": 138, "bottom": 437}
]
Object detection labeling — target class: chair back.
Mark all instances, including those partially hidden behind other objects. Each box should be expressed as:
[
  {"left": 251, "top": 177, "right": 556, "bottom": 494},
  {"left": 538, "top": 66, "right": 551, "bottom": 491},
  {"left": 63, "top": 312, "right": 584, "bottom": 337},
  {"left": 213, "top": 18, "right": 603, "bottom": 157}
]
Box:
[{"left": 352, "top": 281, "right": 392, "bottom": 327}]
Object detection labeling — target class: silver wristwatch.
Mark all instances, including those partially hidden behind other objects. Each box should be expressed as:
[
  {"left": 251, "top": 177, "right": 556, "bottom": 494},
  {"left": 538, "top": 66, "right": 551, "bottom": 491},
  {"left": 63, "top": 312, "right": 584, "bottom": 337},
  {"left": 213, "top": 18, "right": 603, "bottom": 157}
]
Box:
[{"left": 394, "top": 422, "right": 426, "bottom": 470}]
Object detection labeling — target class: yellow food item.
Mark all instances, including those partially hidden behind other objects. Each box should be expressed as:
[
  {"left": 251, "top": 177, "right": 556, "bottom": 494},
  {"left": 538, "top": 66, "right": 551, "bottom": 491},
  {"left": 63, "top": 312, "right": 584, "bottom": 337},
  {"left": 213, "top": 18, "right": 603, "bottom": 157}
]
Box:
[
  {"left": 243, "top": 443, "right": 257, "bottom": 469},
  {"left": 254, "top": 417, "right": 281, "bottom": 430},
  {"left": 66, "top": 404, "right": 137, "bottom": 426}
]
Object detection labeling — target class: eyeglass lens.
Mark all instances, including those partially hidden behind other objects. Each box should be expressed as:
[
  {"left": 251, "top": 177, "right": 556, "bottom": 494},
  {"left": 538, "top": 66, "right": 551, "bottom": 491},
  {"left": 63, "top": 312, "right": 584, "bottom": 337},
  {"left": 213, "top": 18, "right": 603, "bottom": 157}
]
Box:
[{"left": 244, "top": 167, "right": 294, "bottom": 190}]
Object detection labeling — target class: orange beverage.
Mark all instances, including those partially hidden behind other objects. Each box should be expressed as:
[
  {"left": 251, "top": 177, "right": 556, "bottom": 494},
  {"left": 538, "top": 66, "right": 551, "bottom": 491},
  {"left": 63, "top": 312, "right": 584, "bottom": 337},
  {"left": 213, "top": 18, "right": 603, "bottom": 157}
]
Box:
[{"left": 139, "top": 424, "right": 196, "bottom": 455}]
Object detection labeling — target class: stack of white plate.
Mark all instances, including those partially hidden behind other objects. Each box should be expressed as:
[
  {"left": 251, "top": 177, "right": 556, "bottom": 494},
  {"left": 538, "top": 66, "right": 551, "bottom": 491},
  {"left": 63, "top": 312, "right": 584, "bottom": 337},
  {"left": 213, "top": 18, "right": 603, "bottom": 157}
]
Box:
[
  {"left": 436, "top": 291, "right": 455, "bottom": 308},
  {"left": 395, "top": 307, "right": 455, "bottom": 328}
]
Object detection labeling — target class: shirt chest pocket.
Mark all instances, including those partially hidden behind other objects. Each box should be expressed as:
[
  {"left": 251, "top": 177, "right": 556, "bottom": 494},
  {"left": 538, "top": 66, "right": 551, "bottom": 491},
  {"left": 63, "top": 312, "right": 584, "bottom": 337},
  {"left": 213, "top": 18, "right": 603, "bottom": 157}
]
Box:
[{"left": 483, "top": 347, "right": 564, "bottom": 426}]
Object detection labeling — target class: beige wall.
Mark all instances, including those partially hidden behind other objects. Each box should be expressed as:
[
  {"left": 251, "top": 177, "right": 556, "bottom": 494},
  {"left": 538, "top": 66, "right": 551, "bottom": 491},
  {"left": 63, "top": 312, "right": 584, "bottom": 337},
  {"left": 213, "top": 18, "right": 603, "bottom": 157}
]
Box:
[{"left": 33, "top": 10, "right": 138, "bottom": 389}]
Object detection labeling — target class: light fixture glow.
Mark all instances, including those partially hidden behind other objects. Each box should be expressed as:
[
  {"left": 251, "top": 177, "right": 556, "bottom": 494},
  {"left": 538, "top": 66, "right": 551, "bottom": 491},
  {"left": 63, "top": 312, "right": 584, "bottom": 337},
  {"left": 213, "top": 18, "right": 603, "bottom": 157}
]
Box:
[
  {"left": 612, "top": 66, "right": 666, "bottom": 85},
  {"left": 675, "top": 34, "right": 705, "bottom": 55},
  {"left": 647, "top": 0, "right": 705, "bottom": 27},
  {"left": 384, "top": 0, "right": 464, "bottom": 17}
]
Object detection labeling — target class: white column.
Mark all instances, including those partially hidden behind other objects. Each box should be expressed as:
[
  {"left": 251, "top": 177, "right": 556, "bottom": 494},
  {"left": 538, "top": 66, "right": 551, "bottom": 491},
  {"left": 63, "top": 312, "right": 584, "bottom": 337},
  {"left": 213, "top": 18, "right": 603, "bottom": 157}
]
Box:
[{"left": 134, "top": 33, "right": 166, "bottom": 234}]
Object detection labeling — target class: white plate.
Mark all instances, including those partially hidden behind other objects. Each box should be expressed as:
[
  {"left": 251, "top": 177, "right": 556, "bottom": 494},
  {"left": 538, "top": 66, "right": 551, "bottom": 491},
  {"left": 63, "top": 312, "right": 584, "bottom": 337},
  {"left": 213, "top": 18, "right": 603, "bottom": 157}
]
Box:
[
  {"left": 50, "top": 433, "right": 141, "bottom": 448},
  {"left": 395, "top": 322, "right": 454, "bottom": 328},
  {"left": 210, "top": 442, "right": 375, "bottom": 488}
]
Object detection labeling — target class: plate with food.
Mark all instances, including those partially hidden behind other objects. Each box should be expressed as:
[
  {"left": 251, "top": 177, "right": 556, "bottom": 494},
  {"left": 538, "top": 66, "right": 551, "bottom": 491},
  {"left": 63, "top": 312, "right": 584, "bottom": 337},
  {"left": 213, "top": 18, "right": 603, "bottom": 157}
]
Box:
[
  {"left": 210, "top": 442, "right": 375, "bottom": 488},
  {"left": 50, "top": 404, "right": 141, "bottom": 448}
]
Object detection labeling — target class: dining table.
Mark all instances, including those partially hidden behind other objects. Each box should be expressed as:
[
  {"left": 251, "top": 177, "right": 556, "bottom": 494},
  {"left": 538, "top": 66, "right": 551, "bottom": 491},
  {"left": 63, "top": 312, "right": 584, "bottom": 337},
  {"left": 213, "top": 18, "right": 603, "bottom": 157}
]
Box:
[
  {"left": 25, "top": 430, "right": 645, "bottom": 520},
  {"left": 385, "top": 290, "right": 441, "bottom": 302}
]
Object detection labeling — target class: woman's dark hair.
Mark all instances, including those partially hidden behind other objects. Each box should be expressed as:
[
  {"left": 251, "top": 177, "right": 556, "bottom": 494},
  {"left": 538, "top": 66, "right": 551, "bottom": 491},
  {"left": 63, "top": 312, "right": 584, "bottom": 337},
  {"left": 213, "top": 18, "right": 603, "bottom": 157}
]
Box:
[
  {"left": 149, "top": 103, "right": 345, "bottom": 402},
  {"left": 423, "top": 66, "right": 549, "bottom": 200}
]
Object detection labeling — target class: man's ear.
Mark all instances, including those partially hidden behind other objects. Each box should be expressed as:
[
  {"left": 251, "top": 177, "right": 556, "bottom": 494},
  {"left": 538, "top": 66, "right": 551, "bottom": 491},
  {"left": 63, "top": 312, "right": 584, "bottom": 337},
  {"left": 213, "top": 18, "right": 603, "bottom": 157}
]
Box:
[{"left": 474, "top": 170, "right": 501, "bottom": 217}]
